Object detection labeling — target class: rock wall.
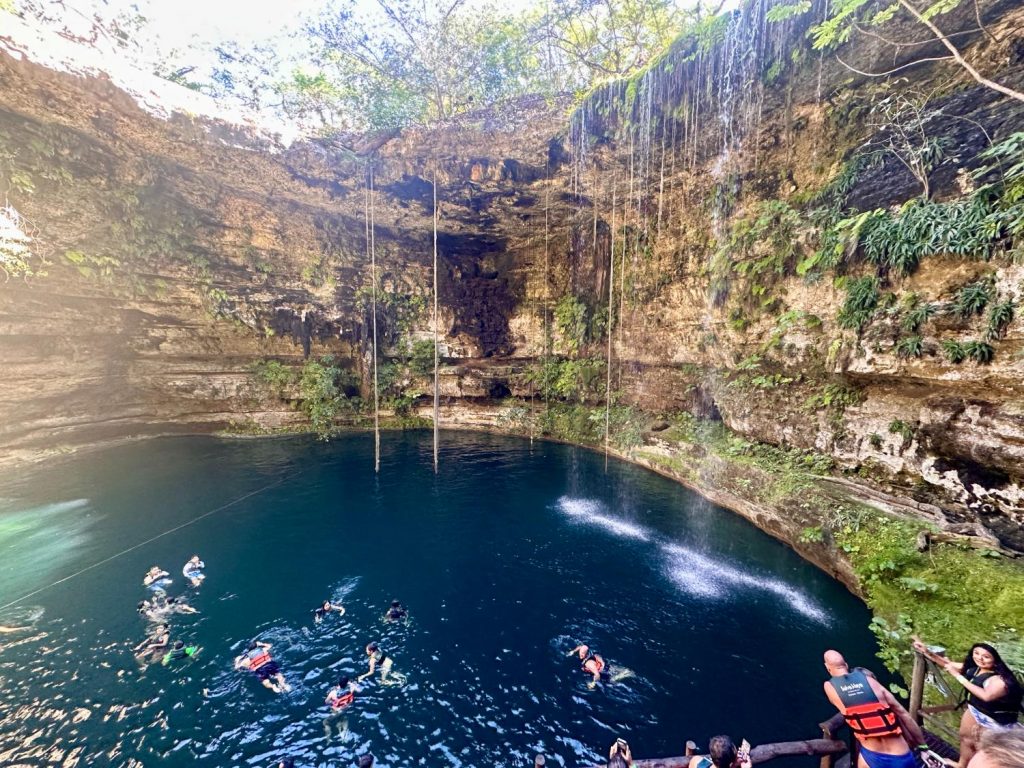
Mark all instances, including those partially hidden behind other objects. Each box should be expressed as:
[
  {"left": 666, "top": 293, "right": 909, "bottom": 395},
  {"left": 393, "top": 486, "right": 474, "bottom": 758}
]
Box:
[{"left": 1, "top": 5, "right": 1023, "bottom": 551}]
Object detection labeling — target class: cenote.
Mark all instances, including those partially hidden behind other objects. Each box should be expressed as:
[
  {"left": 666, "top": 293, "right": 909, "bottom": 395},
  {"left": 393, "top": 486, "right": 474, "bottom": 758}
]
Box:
[{"left": 0, "top": 432, "right": 878, "bottom": 766}]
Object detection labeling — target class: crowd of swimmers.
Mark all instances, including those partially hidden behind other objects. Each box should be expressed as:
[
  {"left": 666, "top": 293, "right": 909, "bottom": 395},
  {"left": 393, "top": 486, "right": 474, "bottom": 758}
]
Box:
[
  {"left": 131, "top": 561, "right": 414, "bottom": 765},
  {"left": 129, "top": 560, "right": 1024, "bottom": 768}
]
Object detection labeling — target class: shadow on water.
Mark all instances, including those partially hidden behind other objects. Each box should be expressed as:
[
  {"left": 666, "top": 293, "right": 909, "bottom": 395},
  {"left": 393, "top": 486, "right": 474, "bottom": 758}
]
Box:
[{"left": 0, "top": 432, "right": 877, "bottom": 767}]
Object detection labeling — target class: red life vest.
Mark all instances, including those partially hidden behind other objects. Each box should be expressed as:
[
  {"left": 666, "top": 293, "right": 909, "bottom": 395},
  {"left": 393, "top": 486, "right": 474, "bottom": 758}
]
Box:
[
  {"left": 246, "top": 648, "right": 272, "bottom": 671},
  {"left": 330, "top": 689, "right": 355, "bottom": 709},
  {"left": 830, "top": 671, "right": 901, "bottom": 738}
]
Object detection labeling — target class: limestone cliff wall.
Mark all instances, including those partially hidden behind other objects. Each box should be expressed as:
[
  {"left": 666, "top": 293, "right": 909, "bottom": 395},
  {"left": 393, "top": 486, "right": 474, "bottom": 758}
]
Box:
[{"left": 1, "top": 4, "right": 1023, "bottom": 551}]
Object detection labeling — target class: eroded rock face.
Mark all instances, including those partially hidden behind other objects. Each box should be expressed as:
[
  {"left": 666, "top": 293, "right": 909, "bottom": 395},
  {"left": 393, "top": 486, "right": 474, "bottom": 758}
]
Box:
[{"left": 1, "top": 7, "right": 1023, "bottom": 551}]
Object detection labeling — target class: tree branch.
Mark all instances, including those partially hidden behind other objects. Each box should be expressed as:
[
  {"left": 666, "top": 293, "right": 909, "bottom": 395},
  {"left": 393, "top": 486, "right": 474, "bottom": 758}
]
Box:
[{"left": 895, "top": 0, "right": 1024, "bottom": 103}]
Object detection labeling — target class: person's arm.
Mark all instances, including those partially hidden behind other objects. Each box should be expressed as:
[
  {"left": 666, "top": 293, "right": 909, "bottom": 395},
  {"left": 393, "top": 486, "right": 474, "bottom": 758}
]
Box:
[
  {"left": 947, "top": 668, "right": 1008, "bottom": 702},
  {"left": 133, "top": 637, "right": 151, "bottom": 652},
  {"left": 877, "top": 683, "right": 927, "bottom": 749},
  {"left": 567, "top": 645, "right": 582, "bottom": 657},
  {"left": 334, "top": 605, "right": 346, "bottom": 616},
  {"left": 359, "top": 659, "right": 377, "bottom": 680}
]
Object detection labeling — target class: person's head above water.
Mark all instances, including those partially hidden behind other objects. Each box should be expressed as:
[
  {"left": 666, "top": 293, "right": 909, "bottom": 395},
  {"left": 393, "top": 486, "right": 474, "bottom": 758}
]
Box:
[
  {"left": 173, "top": 640, "right": 184, "bottom": 650},
  {"left": 366, "top": 642, "right": 379, "bottom": 655},
  {"left": 357, "top": 754, "right": 374, "bottom": 768},
  {"left": 823, "top": 650, "right": 849, "bottom": 676},
  {"left": 577, "top": 644, "right": 590, "bottom": 659},
  {"left": 391, "top": 600, "right": 402, "bottom": 608},
  {"left": 338, "top": 676, "right": 350, "bottom": 688},
  {"left": 248, "top": 640, "right": 259, "bottom": 651},
  {"left": 323, "top": 600, "right": 332, "bottom": 610},
  {"left": 708, "top": 736, "right": 739, "bottom": 768}
]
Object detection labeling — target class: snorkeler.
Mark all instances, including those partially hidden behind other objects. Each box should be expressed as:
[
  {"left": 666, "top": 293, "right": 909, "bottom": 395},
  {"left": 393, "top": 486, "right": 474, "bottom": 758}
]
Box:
[
  {"left": 358, "top": 642, "right": 394, "bottom": 683},
  {"left": 182, "top": 555, "right": 205, "bottom": 586},
  {"left": 384, "top": 601, "right": 408, "bottom": 623},
  {"left": 313, "top": 600, "right": 346, "bottom": 623},
  {"left": 234, "top": 640, "right": 291, "bottom": 693},
  {"left": 162, "top": 640, "right": 199, "bottom": 665},
  {"left": 567, "top": 644, "right": 633, "bottom": 689},
  {"left": 143, "top": 566, "right": 171, "bottom": 590}
]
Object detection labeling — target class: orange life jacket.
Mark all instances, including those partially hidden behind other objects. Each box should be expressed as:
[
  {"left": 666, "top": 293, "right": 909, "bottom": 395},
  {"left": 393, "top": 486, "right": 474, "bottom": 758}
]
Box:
[
  {"left": 246, "top": 648, "right": 272, "bottom": 671},
  {"left": 330, "top": 689, "right": 355, "bottom": 709},
  {"left": 830, "top": 670, "right": 901, "bottom": 738}
]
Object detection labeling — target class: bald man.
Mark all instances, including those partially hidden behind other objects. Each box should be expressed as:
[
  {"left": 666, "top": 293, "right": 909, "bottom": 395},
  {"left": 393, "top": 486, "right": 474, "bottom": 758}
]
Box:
[{"left": 823, "top": 650, "right": 932, "bottom": 768}]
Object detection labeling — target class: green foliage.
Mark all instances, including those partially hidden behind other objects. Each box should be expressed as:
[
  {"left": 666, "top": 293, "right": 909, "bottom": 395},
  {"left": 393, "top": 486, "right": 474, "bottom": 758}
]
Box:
[
  {"left": 941, "top": 339, "right": 967, "bottom": 363},
  {"left": 294, "top": 356, "right": 361, "bottom": 439},
  {"left": 250, "top": 360, "right": 296, "bottom": 396},
  {"left": 888, "top": 419, "right": 914, "bottom": 443},
  {"left": 527, "top": 357, "right": 605, "bottom": 402},
  {"left": 868, "top": 432, "right": 883, "bottom": 449},
  {"left": 900, "top": 295, "right": 938, "bottom": 333},
  {"left": 62, "top": 249, "right": 121, "bottom": 280},
  {"left": 952, "top": 278, "right": 993, "bottom": 318},
  {"left": 554, "top": 294, "right": 604, "bottom": 355},
  {"left": 799, "top": 526, "right": 825, "bottom": 544},
  {"left": 408, "top": 339, "right": 437, "bottom": 377},
  {"left": 9, "top": 169, "right": 34, "bottom": 195},
  {"left": 837, "top": 276, "right": 880, "bottom": 331},
  {"left": 805, "top": 381, "right": 865, "bottom": 412},
  {"left": 766, "top": 0, "right": 811, "bottom": 22},
  {"left": 715, "top": 200, "right": 802, "bottom": 303},
  {"left": 984, "top": 299, "right": 1015, "bottom": 341},
  {"left": 963, "top": 340, "right": 994, "bottom": 364},
  {"left": 895, "top": 335, "right": 923, "bottom": 359}
]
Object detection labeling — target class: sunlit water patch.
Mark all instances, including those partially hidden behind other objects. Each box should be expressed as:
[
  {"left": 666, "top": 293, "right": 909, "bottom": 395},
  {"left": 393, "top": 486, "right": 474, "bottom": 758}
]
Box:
[{"left": 0, "top": 433, "right": 873, "bottom": 766}]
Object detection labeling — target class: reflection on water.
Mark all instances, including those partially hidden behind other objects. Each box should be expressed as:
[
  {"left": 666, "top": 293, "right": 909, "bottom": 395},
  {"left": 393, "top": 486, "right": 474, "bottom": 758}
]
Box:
[
  {"left": 0, "top": 433, "right": 875, "bottom": 767},
  {"left": 0, "top": 498, "right": 93, "bottom": 600}
]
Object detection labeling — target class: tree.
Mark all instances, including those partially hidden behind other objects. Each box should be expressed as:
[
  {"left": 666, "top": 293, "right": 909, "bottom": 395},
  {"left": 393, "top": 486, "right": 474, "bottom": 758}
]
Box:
[
  {"left": 773, "top": 0, "right": 1024, "bottom": 104},
  {"left": 535, "top": 0, "right": 694, "bottom": 90},
  {"left": 304, "top": 0, "right": 548, "bottom": 130}
]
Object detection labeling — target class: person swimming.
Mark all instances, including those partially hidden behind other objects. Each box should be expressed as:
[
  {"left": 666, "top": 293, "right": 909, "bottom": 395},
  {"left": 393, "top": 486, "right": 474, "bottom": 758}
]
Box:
[
  {"left": 133, "top": 623, "right": 170, "bottom": 660},
  {"left": 162, "top": 640, "right": 199, "bottom": 665},
  {"left": 143, "top": 566, "right": 171, "bottom": 590},
  {"left": 326, "top": 676, "right": 359, "bottom": 710},
  {"left": 234, "top": 640, "right": 291, "bottom": 693},
  {"left": 313, "top": 600, "right": 346, "bottom": 623},
  {"left": 155, "top": 596, "right": 197, "bottom": 615},
  {"left": 182, "top": 556, "right": 205, "bottom": 586},
  {"left": 567, "top": 643, "right": 634, "bottom": 689},
  {"left": 358, "top": 642, "right": 394, "bottom": 684},
  {"left": 384, "top": 601, "right": 408, "bottom": 623}
]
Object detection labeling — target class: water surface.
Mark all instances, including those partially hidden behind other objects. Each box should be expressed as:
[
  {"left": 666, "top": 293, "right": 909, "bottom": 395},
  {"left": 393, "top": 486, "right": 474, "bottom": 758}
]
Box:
[{"left": 0, "top": 432, "right": 876, "bottom": 766}]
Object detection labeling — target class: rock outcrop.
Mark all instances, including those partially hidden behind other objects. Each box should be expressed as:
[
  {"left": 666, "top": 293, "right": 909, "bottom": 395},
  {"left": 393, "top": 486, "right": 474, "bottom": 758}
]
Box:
[{"left": 1, "top": 3, "right": 1023, "bottom": 552}]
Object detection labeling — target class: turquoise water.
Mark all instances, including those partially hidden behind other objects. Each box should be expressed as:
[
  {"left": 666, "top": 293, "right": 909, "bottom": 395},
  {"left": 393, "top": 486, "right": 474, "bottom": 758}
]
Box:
[{"left": 0, "top": 432, "right": 876, "bottom": 767}]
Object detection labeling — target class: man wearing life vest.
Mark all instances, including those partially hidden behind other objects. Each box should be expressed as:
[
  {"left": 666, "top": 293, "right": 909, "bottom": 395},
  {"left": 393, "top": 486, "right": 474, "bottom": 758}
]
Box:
[
  {"left": 568, "top": 644, "right": 608, "bottom": 689},
  {"left": 234, "top": 640, "right": 291, "bottom": 694},
  {"left": 823, "top": 650, "right": 935, "bottom": 768},
  {"left": 326, "top": 676, "right": 358, "bottom": 710}
]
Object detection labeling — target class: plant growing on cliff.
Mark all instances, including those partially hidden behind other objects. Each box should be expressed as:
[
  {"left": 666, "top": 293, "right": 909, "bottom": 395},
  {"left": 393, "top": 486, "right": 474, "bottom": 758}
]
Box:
[
  {"left": 837, "top": 276, "right": 880, "bottom": 331},
  {"left": 251, "top": 360, "right": 296, "bottom": 396},
  {"left": 298, "top": 356, "right": 360, "bottom": 439},
  {"left": 963, "top": 340, "right": 994, "bottom": 364},
  {"left": 787, "top": 0, "right": 1024, "bottom": 105},
  {"left": 984, "top": 299, "right": 1015, "bottom": 341},
  {"left": 952, "top": 278, "right": 993, "bottom": 319},
  {"left": 895, "top": 335, "right": 923, "bottom": 358},
  {"left": 941, "top": 339, "right": 967, "bottom": 363}
]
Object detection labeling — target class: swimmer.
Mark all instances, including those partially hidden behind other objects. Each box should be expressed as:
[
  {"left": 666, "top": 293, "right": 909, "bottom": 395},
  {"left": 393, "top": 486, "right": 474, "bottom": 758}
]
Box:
[
  {"left": 143, "top": 566, "right": 171, "bottom": 589},
  {"left": 182, "top": 555, "right": 205, "bottom": 586},
  {"left": 326, "top": 676, "right": 359, "bottom": 709},
  {"left": 689, "top": 736, "right": 752, "bottom": 768},
  {"left": 153, "top": 596, "right": 197, "bottom": 615},
  {"left": 162, "top": 640, "right": 199, "bottom": 665},
  {"left": 137, "top": 600, "right": 160, "bottom": 621},
  {"left": 324, "top": 676, "right": 359, "bottom": 740},
  {"left": 234, "top": 640, "right": 291, "bottom": 694},
  {"left": 357, "top": 755, "right": 375, "bottom": 768},
  {"left": 567, "top": 644, "right": 633, "bottom": 689},
  {"left": 133, "top": 623, "right": 170, "bottom": 659},
  {"left": 313, "top": 600, "right": 346, "bottom": 623},
  {"left": 384, "top": 600, "right": 408, "bottom": 623},
  {"left": 358, "top": 642, "right": 393, "bottom": 683}
]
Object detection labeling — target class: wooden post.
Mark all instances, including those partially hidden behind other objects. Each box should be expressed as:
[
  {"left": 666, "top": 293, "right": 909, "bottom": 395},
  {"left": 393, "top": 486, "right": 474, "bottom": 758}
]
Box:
[{"left": 910, "top": 650, "right": 926, "bottom": 723}]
